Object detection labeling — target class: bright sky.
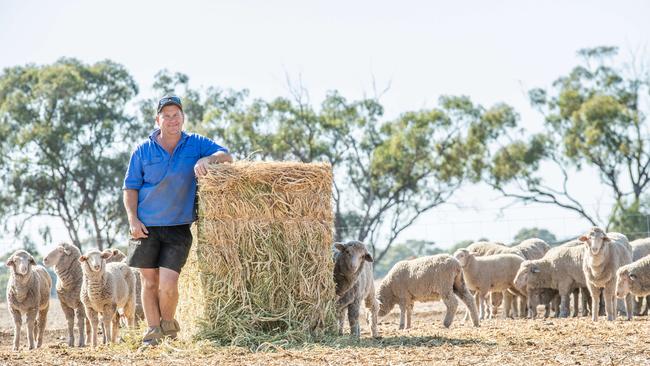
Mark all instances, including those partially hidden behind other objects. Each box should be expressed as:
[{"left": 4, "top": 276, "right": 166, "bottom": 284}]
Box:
[{"left": 1, "top": 0, "right": 649, "bottom": 253}]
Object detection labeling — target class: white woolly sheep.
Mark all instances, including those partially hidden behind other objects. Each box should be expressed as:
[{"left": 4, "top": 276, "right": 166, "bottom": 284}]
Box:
[
  {"left": 377, "top": 254, "right": 479, "bottom": 329},
  {"left": 105, "top": 248, "right": 144, "bottom": 322},
  {"left": 79, "top": 249, "right": 136, "bottom": 346},
  {"left": 514, "top": 242, "right": 588, "bottom": 318},
  {"left": 454, "top": 249, "right": 524, "bottom": 319},
  {"left": 5, "top": 250, "right": 52, "bottom": 351},
  {"left": 629, "top": 238, "right": 650, "bottom": 315},
  {"left": 580, "top": 228, "right": 633, "bottom": 321},
  {"left": 616, "top": 255, "right": 650, "bottom": 310},
  {"left": 333, "top": 241, "right": 379, "bottom": 338},
  {"left": 43, "top": 242, "right": 89, "bottom": 347}
]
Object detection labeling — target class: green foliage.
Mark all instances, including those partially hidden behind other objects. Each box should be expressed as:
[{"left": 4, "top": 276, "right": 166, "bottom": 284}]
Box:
[
  {"left": 0, "top": 58, "right": 140, "bottom": 250},
  {"left": 488, "top": 46, "right": 650, "bottom": 226},
  {"left": 608, "top": 199, "right": 650, "bottom": 241},
  {"left": 512, "top": 227, "right": 558, "bottom": 245}
]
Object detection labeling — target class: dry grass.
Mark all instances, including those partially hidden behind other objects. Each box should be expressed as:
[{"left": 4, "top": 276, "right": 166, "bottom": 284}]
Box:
[
  {"left": 177, "top": 161, "right": 337, "bottom": 346},
  {"left": 3, "top": 300, "right": 650, "bottom": 365}
]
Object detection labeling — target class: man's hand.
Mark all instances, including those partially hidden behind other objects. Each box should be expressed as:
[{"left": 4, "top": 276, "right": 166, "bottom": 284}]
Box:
[
  {"left": 194, "top": 152, "right": 233, "bottom": 177},
  {"left": 129, "top": 217, "right": 149, "bottom": 239}
]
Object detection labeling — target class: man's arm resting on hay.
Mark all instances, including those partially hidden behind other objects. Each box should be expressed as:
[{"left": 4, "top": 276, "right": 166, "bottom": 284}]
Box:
[
  {"left": 123, "top": 189, "right": 149, "bottom": 239},
  {"left": 194, "top": 151, "right": 233, "bottom": 177}
]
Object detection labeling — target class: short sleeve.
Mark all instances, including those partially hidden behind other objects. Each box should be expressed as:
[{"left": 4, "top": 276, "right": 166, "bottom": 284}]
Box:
[
  {"left": 197, "top": 134, "right": 229, "bottom": 157},
  {"left": 122, "top": 149, "right": 144, "bottom": 190}
]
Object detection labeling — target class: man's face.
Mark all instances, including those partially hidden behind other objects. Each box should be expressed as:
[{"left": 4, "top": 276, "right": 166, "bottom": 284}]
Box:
[{"left": 156, "top": 105, "right": 184, "bottom": 135}]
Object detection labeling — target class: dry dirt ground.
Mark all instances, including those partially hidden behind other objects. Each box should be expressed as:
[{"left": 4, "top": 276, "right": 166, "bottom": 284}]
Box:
[{"left": 2, "top": 299, "right": 650, "bottom": 365}]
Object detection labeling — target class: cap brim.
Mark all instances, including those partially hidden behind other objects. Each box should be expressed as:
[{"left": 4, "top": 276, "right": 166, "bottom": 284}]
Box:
[{"left": 157, "top": 101, "right": 183, "bottom": 113}]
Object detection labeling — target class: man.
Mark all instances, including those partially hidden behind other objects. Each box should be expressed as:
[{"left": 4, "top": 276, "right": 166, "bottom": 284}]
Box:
[{"left": 122, "top": 95, "right": 232, "bottom": 346}]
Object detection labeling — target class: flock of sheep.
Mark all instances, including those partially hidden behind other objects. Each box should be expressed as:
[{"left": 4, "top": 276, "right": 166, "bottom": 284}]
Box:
[
  {"left": 7, "top": 225, "right": 650, "bottom": 350},
  {"left": 333, "top": 227, "right": 650, "bottom": 338},
  {"left": 5, "top": 243, "right": 143, "bottom": 351}
]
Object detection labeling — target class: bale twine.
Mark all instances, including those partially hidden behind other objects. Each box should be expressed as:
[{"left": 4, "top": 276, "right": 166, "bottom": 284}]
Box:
[{"left": 177, "top": 161, "right": 337, "bottom": 346}]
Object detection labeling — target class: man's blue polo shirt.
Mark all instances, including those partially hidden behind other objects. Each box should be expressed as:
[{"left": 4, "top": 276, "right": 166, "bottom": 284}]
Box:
[{"left": 122, "top": 129, "right": 228, "bottom": 227}]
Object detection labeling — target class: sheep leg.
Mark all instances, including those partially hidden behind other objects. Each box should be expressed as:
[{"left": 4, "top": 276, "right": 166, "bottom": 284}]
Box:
[
  {"left": 477, "top": 291, "right": 488, "bottom": 320},
  {"left": 111, "top": 312, "right": 120, "bottom": 343},
  {"left": 441, "top": 293, "right": 458, "bottom": 328},
  {"left": 347, "top": 299, "right": 361, "bottom": 337},
  {"left": 503, "top": 291, "right": 513, "bottom": 319},
  {"left": 588, "top": 285, "right": 601, "bottom": 322},
  {"left": 604, "top": 286, "right": 616, "bottom": 321},
  {"left": 11, "top": 308, "right": 22, "bottom": 351},
  {"left": 518, "top": 296, "right": 527, "bottom": 318},
  {"left": 406, "top": 302, "right": 413, "bottom": 329},
  {"left": 85, "top": 315, "right": 91, "bottom": 346},
  {"left": 527, "top": 291, "right": 539, "bottom": 319},
  {"left": 36, "top": 304, "right": 48, "bottom": 348},
  {"left": 76, "top": 307, "right": 86, "bottom": 347},
  {"left": 337, "top": 307, "right": 347, "bottom": 335},
  {"left": 581, "top": 288, "right": 591, "bottom": 317},
  {"left": 625, "top": 293, "right": 634, "bottom": 321},
  {"left": 644, "top": 295, "right": 650, "bottom": 316},
  {"left": 398, "top": 300, "right": 406, "bottom": 330},
  {"left": 61, "top": 302, "right": 76, "bottom": 347},
  {"left": 86, "top": 307, "right": 99, "bottom": 347},
  {"left": 26, "top": 308, "right": 37, "bottom": 350},
  {"left": 571, "top": 288, "right": 579, "bottom": 317},
  {"left": 455, "top": 287, "right": 479, "bottom": 327},
  {"left": 364, "top": 295, "right": 379, "bottom": 338}
]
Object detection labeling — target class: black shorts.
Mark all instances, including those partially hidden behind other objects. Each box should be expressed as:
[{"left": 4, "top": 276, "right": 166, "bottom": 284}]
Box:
[{"left": 127, "top": 224, "right": 193, "bottom": 274}]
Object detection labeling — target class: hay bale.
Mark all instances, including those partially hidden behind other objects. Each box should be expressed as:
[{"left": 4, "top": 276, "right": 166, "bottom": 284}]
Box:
[{"left": 177, "top": 161, "right": 337, "bottom": 345}]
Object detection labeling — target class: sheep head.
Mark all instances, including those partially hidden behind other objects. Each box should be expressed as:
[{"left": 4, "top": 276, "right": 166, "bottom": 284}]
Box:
[
  {"left": 334, "top": 241, "right": 373, "bottom": 276},
  {"left": 453, "top": 249, "right": 472, "bottom": 267},
  {"left": 615, "top": 267, "right": 633, "bottom": 299},
  {"left": 579, "top": 227, "right": 610, "bottom": 256},
  {"left": 79, "top": 249, "right": 113, "bottom": 273},
  {"left": 43, "top": 242, "right": 75, "bottom": 267},
  {"left": 5, "top": 250, "right": 36, "bottom": 276}
]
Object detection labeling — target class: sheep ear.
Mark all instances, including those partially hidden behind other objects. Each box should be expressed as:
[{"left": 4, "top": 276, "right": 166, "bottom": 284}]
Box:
[
  {"left": 578, "top": 235, "right": 588, "bottom": 242},
  {"left": 629, "top": 273, "right": 638, "bottom": 281},
  {"left": 112, "top": 249, "right": 120, "bottom": 255},
  {"left": 5, "top": 257, "right": 14, "bottom": 267},
  {"left": 334, "top": 243, "right": 345, "bottom": 252},
  {"left": 29, "top": 256, "right": 36, "bottom": 265},
  {"left": 62, "top": 246, "right": 71, "bottom": 255},
  {"left": 79, "top": 255, "right": 87, "bottom": 263},
  {"left": 363, "top": 253, "right": 373, "bottom": 262},
  {"left": 101, "top": 250, "right": 113, "bottom": 259},
  {"left": 603, "top": 236, "right": 611, "bottom": 244}
]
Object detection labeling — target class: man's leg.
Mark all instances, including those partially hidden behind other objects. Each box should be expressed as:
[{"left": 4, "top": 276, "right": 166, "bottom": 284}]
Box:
[
  {"left": 159, "top": 267, "right": 180, "bottom": 322},
  {"left": 139, "top": 268, "right": 160, "bottom": 327}
]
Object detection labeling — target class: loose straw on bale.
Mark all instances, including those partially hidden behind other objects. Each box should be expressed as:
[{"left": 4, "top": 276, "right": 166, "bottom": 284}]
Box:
[{"left": 177, "top": 161, "right": 337, "bottom": 346}]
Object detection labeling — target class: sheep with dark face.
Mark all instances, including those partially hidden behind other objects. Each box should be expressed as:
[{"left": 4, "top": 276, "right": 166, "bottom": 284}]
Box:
[
  {"left": 333, "top": 241, "right": 378, "bottom": 338},
  {"left": 580, "top": 228, "right": 633, "bottom": 321},
  {"left": 5, "top": 250, "right": 52, "bottom": 351},
  {"left": 43, "top": 242, "right": 89, "bottom": 347}
]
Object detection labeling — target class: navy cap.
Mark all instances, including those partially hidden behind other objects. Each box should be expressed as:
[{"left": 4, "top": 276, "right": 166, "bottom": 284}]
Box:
[{"left": 157, "top": 95, "right": 183, "bottom": 114}]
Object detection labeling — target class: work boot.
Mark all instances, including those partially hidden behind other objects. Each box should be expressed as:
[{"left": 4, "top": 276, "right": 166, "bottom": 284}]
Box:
[
  {"left": 161, "top": 319, "right": 180, "bottom": 339},
  {"left": 142, "top": 326, "right": 163, "bottom": 346}
]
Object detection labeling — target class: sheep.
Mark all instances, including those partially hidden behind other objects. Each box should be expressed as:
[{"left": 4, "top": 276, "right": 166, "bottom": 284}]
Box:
[
  {"left": 105, "top": 248, "right": 144, "bottom": 323},
  {"left": 377, "top": 254, "right": 479, "bottom": 329},
  {"left": 43, "top": 243, "right": 90, "bottom": 347},
  {"left": 580, "top": 228, "right": 633, "bottom": 321},
  {"left": 513, "top": 242, "right": 589, "bottom": 318},
  {"left": 5, "top": 250, "right": 52, "bottom": 351},
  {"left": 467, "top": 238, "right": 549, "bottom": 317},
  {"left": 453, "top": 249, "right": 524, "bottom": 319},
  {"left": 333, "top": 241, "right": 378, "bottom": 338},
  {"left": 616, "top": 255, "right": 650, "bottom": 309},
  {"left": 629, "top": 238, "right": 650, "bottom": 315},
  {"left": 79, "top": 249, "right": 136, "bottom": 346}
]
